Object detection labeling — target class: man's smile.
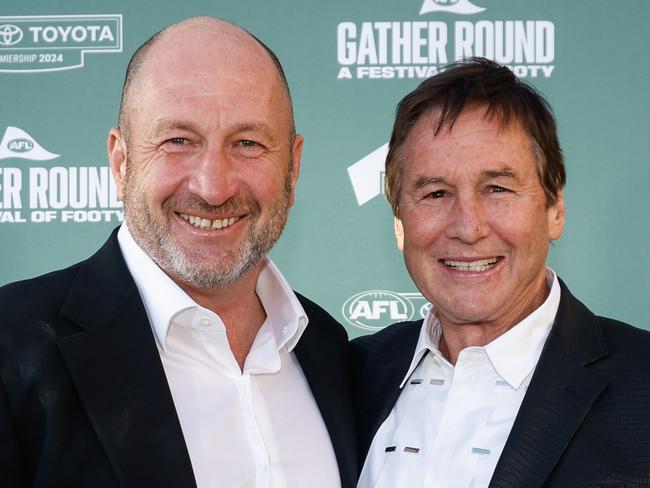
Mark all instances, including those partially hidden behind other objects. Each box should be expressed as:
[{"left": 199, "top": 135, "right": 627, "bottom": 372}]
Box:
[
  {"left": 440, "top": 257, "right": 502, "bottom": 272},
  {"left": 178, "top": 212, "right": 241, "bottom": 230}
]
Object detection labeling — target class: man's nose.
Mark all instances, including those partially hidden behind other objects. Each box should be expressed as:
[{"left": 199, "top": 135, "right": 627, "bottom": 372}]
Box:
[
  {"left": 187, "top": 147, "right": 239, "bottom": 206},
  {"left": 445, "top": 195, "right": 490, "bottom": 243}
]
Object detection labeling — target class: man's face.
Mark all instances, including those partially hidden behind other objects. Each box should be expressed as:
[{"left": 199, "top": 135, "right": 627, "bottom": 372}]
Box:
[
  {"left": 109, "top": 26, "right": 301, "bottom": 289},
  {"left": 395, "top": 107, "right": 565, "bottom": 329}
]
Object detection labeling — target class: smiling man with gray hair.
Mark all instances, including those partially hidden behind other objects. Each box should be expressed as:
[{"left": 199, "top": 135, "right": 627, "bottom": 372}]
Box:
[{"left": 0, "top": 17, "right": 356, "bottom": 488}]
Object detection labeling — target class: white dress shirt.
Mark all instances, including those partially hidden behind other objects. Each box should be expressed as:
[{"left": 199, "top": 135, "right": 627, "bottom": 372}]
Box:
[
  {"left": 118, "top": 225, "right": 340, "bottom": 488},
  {"left": 358, "top": 270, "right": 561, "bottom": 488}
]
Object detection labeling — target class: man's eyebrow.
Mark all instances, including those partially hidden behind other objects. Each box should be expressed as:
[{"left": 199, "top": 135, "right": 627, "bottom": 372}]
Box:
[
  {"left": 150, "top": 120, "right": 280, "bottom": 143},
  {"left": 230, "top": 122, "right": 275, "bottom": 135},
  {"left": 411, "top": 169, "right": 518, "bottom": 190},
  {"left": 230, "top": 122, "right": 281, "bottom": 145},
  {"left": 413, "top": 176, "right": 448, "bottom": 190},
  {"left": 481, "top": 169, "right": 518, "bottom": 180},
  {"left": 150, "top": 119, "right": 200, "bottom": 135}
]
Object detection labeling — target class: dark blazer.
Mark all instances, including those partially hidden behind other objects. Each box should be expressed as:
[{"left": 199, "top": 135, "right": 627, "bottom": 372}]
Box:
[
  {"left": 0, "top": 230, "right": 357, "bottom": 488},
  {"left": 353, "top": 281, "right": 650, "bottom": 487}
]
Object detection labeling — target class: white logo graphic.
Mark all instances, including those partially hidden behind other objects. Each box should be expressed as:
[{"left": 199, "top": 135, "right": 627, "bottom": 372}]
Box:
[
  {"left": 0, "top": 126, "right": 59, "bottom": 161},
  {"left": 420, "top": 0, "right": 486, "bottom": 15},
  {"left": 347, "top": 143, "right": 388, "bottom": 206},
  {"left": 342, "top": 290, "right": 428, "bottom": 331},
  {"left": 0, "top": 24, "right": 23, "bottom": 46}
]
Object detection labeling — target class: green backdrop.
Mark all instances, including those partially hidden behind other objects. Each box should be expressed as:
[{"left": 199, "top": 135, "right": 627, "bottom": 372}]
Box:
[{"left": 1, "top": 0, "right": 649, "bottom": 338}]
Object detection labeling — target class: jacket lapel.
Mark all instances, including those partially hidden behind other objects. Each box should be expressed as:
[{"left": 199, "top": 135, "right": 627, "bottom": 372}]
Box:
[
  {"left": 56, "top": 232, "right": 196, "bottom": 488},
  {"left": 293, "top": 301, "right": 358, "bottom": 488},
  {"left": 489, "top": 282, "right": 608, "bottom": 488},
  {"left": 354, "top": 322, "right": 421, "bottom": 461}
]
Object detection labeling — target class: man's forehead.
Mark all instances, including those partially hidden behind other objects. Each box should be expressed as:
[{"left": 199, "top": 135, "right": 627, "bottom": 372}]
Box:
[
  {"left": 143, "top": 36, "right": 270, "bottom": 81},
  {"left": 132, "top": 33, "right": 284, "bottom": 111},
  {"left": 144, "top": 71, "right": 277, "bottom": 98},
  {"left": 401, "top": 109, "right": 538, "bottom": 181},
  {"left": 129, "top": 18, "right": 273, "bottom": 92},
  {"left": 415, "top": 106, "right": 526, "bottom": 138}
]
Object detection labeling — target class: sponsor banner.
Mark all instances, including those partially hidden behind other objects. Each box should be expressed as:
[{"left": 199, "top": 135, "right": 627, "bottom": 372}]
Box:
[
  {"left": 342, "top": 290, "right": 430, "bottom": 331},
  {"left": 0, "top": 14, "right": 122, "bottom": 73},
  {"left": 336, "top": 0, "right": 555, "bottom": 81},
  {"left": 0, "top": 126, "right": 122, "bottom": 224}
]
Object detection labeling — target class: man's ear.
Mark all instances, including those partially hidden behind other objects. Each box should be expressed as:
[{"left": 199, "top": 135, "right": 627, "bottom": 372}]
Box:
[
  {"left": 394, "top": 217, "right": 404, "bottom": 252},
  {"left": 287, "top": 134, "right": 303, "bottom": 208},
  {"left": 548, "top": 190, "right": 566, "bottom": 241},
  {"left": 107, "top": 128, "right": 127, "bottom": 200}
]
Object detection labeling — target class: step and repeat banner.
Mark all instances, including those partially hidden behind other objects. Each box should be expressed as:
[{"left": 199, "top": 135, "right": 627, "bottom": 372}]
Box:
[{"left": 1, "top": 0, "right": 649, "bottom": 337}]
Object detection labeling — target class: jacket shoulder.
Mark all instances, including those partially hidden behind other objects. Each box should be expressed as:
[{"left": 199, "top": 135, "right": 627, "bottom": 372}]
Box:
[
  {"left": 351, "top": 320, "right": 422, "bottom": 366},
  {"left": 599, "top": 315, "right": 650, "bottom": 339},
  {"left": 0, "top": 262, "right": 82, "bottom": 324},
  {"left": 295, "top": 291, "right": 349, "bottom": 343},
  {"left": 353, "top": 319, "right": 422, "bottom": 349},
  {"left": 597, "top": 315, "right": 650, "bottom": 365}
]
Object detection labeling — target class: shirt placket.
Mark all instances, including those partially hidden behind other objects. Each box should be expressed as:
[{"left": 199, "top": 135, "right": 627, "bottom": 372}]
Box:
[
  {"left": 424, "top": 349, "right": 483, "bottom": 488},
  {"left": 236, "top": 373, "right": 270, "bottom": 488},
  {"left": 191, "top": 311, "right": 272, "bottom": 488}
]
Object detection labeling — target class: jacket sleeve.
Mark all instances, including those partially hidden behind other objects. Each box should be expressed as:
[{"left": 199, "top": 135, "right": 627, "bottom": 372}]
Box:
[{"left": 0, "top": 378, "right": 27, "bottom": 487}]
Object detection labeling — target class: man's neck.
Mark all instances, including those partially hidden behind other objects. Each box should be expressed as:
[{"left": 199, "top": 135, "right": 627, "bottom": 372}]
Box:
[
  {"left": 176, "top": 264, "right": 267, "bottom": 371},
  {"left": 438, "top": 280, "right": 550, "bottom": 365},
  {"left": 438, "top": 321, "right": 514, "bottom": 365}
]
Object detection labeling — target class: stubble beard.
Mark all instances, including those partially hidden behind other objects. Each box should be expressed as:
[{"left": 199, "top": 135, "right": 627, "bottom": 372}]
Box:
[{"left": 121, "top": 160, "right": 292, "bottom": 289}]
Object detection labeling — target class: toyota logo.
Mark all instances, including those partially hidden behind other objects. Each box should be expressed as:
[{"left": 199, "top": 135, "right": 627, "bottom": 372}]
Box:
[{"left": 0, "top": 24, "right": 24, "bottom": 46}]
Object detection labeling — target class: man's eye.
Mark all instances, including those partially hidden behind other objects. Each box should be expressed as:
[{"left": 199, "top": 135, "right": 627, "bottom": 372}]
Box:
[
  {"left": 239, "top": 140, "right": 259, "bottom": 148},
  {"left": 234, "top": 139, "right": 265, "bottom": 157},
  {"left": 161, "top": 137, "right": 193, "bottom": 153},
  {"left": 427, "top": 190, "right": 446, "bottom": 199},
  {"left": 488, "top": 185, "right": 508, "bottom": 193},
  {"left": 168, "top": 137, "right": 187, "bottom": 145}
]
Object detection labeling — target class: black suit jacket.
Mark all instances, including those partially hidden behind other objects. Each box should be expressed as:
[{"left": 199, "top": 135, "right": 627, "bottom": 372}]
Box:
[
  {"left": 0, "top": 230, "right": 357, "bottom": 488},
  {"left": 353, "top": 281, "right": 650, "bottom": 487}
]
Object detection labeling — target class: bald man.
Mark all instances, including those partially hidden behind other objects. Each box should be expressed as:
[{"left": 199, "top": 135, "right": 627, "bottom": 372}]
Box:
[{"left": 0, "top": 18, "right": 356, "bottom": 488}]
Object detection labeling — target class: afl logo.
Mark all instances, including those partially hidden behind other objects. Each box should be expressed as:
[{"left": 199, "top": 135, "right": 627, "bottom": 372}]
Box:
[
  {"left": 342, "top": 290, "right": 415, "bottom": 331},
  {"left": 7, "top": 138, "right": 33, "bottom": 153},
  {"left": 0, "top": 25, "right": 24, "bottom": 46}
]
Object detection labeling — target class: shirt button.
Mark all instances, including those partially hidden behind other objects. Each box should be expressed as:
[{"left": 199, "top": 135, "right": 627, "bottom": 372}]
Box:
[{"left": 199, "top": 317, "right": 211, "bottom": 327}]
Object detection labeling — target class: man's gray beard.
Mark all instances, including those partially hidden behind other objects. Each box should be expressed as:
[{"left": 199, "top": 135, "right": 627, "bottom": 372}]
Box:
[
  {"left": 122, "top": 164, "right": 292, "bottom": 289},
  {"left": 152, "top": 202, "right": 288, "bottom": 288}
]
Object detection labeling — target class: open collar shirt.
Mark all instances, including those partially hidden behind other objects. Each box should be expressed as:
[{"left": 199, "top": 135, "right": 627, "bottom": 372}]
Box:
[
  {"left": 358, "top": 270, "right": 561, "bottom": 488},
  {"left": 118, "top": 225, "right": 340, "bottom": 488}
]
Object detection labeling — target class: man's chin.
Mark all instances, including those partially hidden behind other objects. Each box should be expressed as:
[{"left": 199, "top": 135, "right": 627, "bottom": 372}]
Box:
[{"left": 161, "top": 249, "right": 261, "bottom": 289}]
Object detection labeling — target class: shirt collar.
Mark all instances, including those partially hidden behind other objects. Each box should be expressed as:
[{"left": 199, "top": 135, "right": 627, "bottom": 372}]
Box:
[
  {"left": 399, "top": 313, "right": 443, "bottom": 388},
  {"left": 255, "top": 258, "right": 308, "bottom": 352},
  {"left": 117, "top": 224, "right": 308, "bottom": 352},
  {"left": 485, "top": 269, "right": 560, "bottom": 388},
  {"left": 399, "top": 269, "right": 560, "bottom": 389}
]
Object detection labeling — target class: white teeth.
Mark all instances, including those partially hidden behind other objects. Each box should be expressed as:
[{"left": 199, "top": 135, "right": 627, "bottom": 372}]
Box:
[
  {"left": 179, "top": 213, "right": 239, "bottom": 230},
  {"left": 443, "top": 257, "right": 498, "bottom": 272}
]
